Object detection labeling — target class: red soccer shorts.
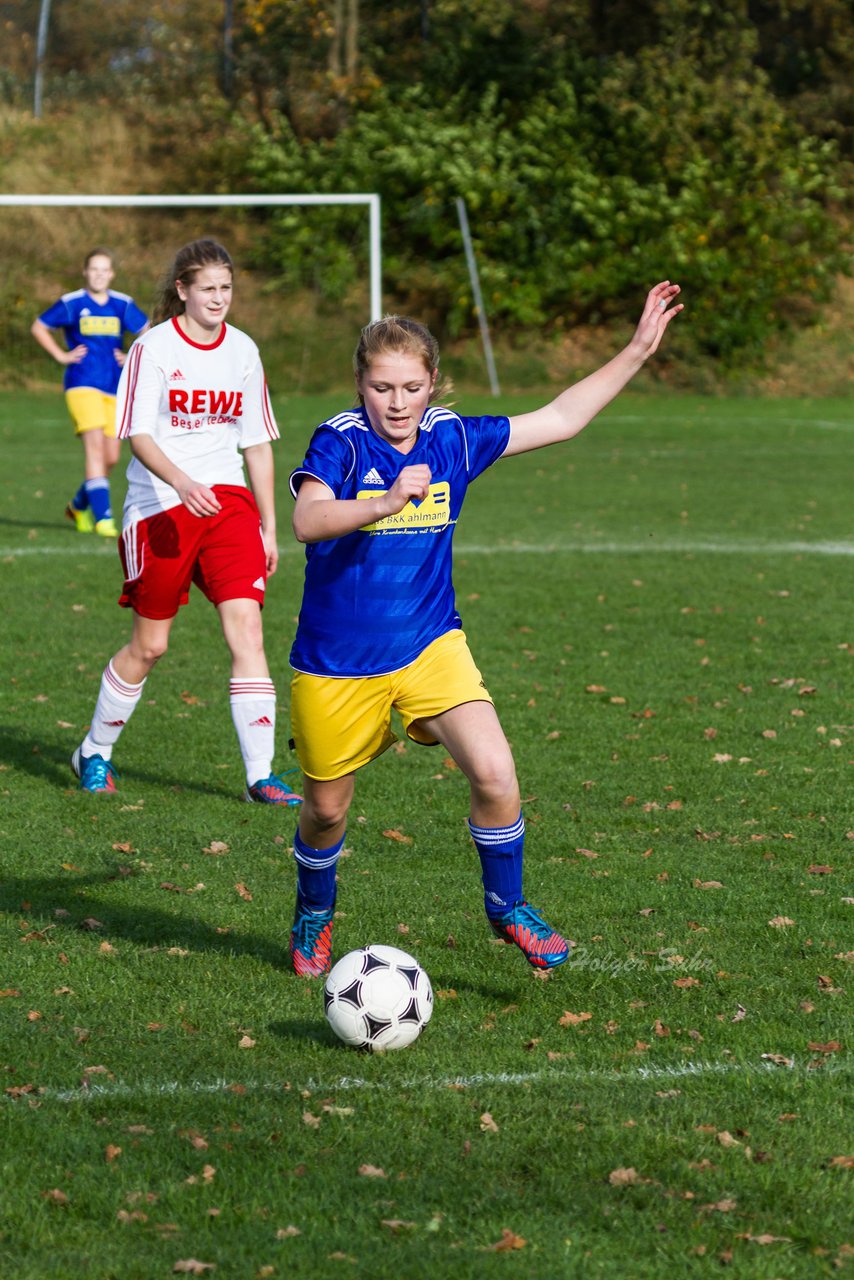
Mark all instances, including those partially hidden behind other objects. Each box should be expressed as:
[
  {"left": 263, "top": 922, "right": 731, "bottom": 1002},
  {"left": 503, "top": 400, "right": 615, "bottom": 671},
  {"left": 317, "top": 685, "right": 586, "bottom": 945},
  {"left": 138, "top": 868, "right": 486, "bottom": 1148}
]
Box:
[{"left": 118, "top": 485, "right": 267, "bottom": 619}]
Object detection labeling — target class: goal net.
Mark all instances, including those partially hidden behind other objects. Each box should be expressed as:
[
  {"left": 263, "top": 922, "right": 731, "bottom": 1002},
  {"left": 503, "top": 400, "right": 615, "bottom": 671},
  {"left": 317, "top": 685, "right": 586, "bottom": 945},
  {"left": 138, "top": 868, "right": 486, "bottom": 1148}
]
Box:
[{"left": 0, "top": 193, "right": 381, "bottom": 394}]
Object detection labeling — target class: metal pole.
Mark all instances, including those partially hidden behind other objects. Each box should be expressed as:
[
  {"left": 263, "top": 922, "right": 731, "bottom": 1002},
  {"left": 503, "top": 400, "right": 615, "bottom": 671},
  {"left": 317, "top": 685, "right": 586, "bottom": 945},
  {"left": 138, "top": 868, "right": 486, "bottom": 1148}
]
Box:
[
  {"left": 368, "top": 193, "right": 382, "bottom": 320},
  {"left": 455, "top": 196, "right": 500, "bottom": 396},
  {"left": 34, "top": 0, "right": 52, "bottom": 118}
]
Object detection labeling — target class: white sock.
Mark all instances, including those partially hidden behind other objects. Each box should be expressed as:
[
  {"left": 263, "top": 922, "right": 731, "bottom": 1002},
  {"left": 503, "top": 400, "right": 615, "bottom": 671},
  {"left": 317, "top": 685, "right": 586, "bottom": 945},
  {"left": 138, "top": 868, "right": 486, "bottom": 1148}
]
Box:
[
  {"left": 82, "top": 661, "right": 146, "bottom": 760},
  {"left": 229, "top": 677, "right": 276, "bottom": 785}
]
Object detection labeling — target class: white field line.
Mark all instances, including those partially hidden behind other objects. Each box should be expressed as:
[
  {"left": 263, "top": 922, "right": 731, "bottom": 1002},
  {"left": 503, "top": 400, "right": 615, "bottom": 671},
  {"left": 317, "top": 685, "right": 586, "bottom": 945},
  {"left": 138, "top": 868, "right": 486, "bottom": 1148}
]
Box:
[
  {"left": 13, "top": 1056, "right": 850, "bottom": 1107},
  {"left": 456, "top": 539, "right": 854, "bottom": 556},
  {"left": 4, "top": 538, "right": 854, "bottom": 559}
]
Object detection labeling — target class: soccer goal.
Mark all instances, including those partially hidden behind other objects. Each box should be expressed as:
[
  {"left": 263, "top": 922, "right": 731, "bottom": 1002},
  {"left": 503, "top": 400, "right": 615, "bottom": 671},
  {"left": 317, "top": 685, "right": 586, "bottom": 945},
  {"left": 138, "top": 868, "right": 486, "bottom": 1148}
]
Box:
[{"left": 0, "top": 192, "right": 382, "bottom": 392}]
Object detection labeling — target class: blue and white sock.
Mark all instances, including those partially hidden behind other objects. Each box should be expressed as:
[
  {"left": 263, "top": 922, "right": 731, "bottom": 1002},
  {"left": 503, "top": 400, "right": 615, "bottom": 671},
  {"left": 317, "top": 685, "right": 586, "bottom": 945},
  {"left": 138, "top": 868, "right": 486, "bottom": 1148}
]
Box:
[
  {"left": 294, "top": 829, "right": 343, "bottom": 913},
  {"left": 468, "top": 812, "right": 525, "bottom": 920},
  {"left": 85, "top": 476, "right": 112, "bottom": 523}
]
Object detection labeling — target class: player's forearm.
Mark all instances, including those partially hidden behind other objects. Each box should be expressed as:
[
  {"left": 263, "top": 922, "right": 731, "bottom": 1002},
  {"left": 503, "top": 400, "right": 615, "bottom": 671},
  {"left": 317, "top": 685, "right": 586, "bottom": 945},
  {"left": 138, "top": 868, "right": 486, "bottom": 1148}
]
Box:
[
  {"left": 505, "top": 342, "right": 646, "bottom": 457},
  {"left": 293, "top": 494, "right": 389, "bottom": 544},
  {"left": 129, "top": 434, "right": 194, "bottom": 493},
  {"left": 30, "top": 320, "right": 66, "bottom": 364},
  {"left": 243, "top": 443, "right": 277, "bottom": 534}
]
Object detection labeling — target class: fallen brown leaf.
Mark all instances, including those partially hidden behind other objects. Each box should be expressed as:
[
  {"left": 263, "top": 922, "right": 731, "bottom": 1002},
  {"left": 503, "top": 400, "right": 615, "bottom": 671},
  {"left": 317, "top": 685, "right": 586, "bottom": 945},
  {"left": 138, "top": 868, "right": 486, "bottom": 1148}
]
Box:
[
  {"left": 559, "top": 1010, "right": 592, "bottom": 1027},
  {"left": 382, "top": 829, "right": 413, "bottom": 844},
  {"left": 487, "top": 1228, "right": 527, "bottom": 1252},
  {"left": 41, "top": 1188, "right": 69, "bottom": 1205}
]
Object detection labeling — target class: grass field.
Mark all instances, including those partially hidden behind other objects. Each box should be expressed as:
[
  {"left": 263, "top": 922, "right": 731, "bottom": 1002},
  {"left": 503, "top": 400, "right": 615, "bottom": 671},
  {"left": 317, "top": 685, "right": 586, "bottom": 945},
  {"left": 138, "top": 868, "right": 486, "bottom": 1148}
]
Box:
[{"left": 1, "top": 389, "right": 852, "bottom": 1278}]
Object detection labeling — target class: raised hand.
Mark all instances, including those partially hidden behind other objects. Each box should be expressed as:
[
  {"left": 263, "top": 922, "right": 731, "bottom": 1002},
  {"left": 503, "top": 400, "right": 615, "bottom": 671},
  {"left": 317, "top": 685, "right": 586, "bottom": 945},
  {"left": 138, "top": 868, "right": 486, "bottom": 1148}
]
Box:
[{"left": 630, "top": 281, "right": 683, "bottom": 358}]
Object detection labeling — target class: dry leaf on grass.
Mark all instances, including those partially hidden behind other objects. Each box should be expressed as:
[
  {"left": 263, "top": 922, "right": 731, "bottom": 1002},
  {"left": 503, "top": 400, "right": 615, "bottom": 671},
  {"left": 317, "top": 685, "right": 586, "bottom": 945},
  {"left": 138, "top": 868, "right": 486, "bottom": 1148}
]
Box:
[
  {"left": 559, "top": 1010, "right": 592, "bottom": 1027},
  {"left": 736, "top": 1233, "right": 792, "bottom": 1244},
  {"left": 486, "top": 1228, "right": 527, "bottom": 1252},
  {"left": 41, "top": 1188, "right": 69, "bottom": 1205},
  {"left": 173, "top": 1262, "right": 216, "bottom": 1276},
  {"left": 382, "top": 829, "right": 413, "bottom": 844},
  {"left": 768, "top": 916, "right": 796, "bottom": 928},
  {"left": 480, "top": 1112, "right": 499, "bottom": 1133},
  {"left": 357, "top": 1164, "right": 387, "bottom": 1178}
]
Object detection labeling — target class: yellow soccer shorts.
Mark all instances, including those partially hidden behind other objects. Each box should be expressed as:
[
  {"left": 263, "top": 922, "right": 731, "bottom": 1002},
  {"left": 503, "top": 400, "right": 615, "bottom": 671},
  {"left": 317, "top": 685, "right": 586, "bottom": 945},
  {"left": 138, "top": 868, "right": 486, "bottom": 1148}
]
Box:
[
  {"left": 65, "top": 388, "right": 118, "bottom": 437},
  {"left": 290, "top": 628, "right": 494, "bottom": 781}
]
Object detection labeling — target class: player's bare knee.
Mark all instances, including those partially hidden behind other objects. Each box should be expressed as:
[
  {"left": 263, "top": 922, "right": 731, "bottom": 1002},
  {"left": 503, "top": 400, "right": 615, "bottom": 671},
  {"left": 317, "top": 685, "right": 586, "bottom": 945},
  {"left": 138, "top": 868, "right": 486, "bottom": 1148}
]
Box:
[
  {"left": 468, "top": 755, "right": 518, "bottom": 804},
  {"left": 133, "top": 638, "right": 168, "bottom": 668}
]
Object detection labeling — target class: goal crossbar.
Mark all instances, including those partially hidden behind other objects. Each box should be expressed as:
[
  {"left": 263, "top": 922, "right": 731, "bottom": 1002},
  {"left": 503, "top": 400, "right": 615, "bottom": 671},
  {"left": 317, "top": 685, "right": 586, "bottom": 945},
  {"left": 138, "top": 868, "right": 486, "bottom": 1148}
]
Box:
[{"left": 0, "top": 192, "right": 383, "bottom": 320}]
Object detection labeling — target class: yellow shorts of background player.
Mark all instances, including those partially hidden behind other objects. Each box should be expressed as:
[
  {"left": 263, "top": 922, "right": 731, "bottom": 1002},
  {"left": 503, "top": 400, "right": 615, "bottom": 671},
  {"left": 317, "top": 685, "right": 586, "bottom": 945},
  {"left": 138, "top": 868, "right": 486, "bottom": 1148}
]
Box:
[
  {"left": 65, "top": 388, "right": 117, "bottom": 437},
  {"left": 290, "top": 628, "right": 494, "bottom": 782}
]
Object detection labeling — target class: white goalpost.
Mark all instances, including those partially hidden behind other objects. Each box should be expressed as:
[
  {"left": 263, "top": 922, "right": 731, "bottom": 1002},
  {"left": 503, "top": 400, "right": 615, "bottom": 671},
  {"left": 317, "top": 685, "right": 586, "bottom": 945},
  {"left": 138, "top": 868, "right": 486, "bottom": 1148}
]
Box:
[{"left": 0, "top": 192, "right": 383, "bottom": 321}]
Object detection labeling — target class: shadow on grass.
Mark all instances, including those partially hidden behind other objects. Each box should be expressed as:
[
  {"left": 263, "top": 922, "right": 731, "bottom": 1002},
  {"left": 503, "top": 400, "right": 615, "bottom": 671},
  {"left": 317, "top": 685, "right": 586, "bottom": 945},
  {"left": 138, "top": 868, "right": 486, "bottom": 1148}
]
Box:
[
  {"left": 0, "top": 868, "right": 291, "bottom": 970},
  {"left": 0, "top": 515, "right": 84, "bottom": 533},
  {"left": 269, "top": 1018, "right": 338, "bottom": 1047},
  {"left": 0, "top": 725, "right": 243, "bottom": 799}
]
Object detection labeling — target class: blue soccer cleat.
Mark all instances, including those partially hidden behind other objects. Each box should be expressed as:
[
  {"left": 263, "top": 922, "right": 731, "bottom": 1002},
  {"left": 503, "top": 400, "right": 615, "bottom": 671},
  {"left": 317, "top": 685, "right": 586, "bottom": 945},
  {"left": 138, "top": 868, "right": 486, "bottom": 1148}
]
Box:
[
  {"left": 71, "top": 746, "right": 119, "bottom": 794},
  {"left": 245, "top": 773, "right": 303, "bottom": 806},
  {"left": 488, "top": 900, "right": 572, "bottom": 969},
  {"left": 290, "top": 900, "right": 335, "bottom": 977}
]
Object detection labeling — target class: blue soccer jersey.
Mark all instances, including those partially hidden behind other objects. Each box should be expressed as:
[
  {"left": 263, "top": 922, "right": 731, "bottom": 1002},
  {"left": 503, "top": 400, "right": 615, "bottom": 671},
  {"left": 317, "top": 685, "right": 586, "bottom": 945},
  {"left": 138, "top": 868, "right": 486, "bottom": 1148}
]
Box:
[
  {"left": 289, "top": 406, "right": 511, "bottom": 677},
  {"left": 38, "top": 289, "right": 148, "bottom": 395}
]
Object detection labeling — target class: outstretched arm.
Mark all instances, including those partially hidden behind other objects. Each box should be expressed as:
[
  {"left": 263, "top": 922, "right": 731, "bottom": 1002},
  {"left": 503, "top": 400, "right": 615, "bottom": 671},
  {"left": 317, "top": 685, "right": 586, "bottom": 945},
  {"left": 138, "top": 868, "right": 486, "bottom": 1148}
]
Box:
[{"left": 502, "top": 281, "right": 683, "bottom": 458}]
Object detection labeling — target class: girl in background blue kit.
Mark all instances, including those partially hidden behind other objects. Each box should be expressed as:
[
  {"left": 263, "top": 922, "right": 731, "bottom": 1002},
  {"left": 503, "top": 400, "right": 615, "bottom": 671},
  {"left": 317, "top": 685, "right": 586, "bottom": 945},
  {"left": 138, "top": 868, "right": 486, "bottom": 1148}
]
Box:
[{"left": 32, "top": 247, "right": 148, "bottom": 536}]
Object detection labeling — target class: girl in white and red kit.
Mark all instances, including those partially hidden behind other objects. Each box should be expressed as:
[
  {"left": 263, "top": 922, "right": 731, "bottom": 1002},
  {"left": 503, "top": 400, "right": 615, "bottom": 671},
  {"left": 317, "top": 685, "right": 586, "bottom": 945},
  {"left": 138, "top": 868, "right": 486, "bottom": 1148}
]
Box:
[{"left": 71, "top": 239, "right": 301, "bottom": 806}]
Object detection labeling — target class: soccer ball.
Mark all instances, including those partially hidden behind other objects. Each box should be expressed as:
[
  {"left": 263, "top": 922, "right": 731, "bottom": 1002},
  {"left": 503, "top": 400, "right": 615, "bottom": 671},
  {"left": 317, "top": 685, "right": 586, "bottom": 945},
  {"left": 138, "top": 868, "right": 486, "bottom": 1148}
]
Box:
[{"left": 323, "top": 945, "right": 433, "bottom": 1052}]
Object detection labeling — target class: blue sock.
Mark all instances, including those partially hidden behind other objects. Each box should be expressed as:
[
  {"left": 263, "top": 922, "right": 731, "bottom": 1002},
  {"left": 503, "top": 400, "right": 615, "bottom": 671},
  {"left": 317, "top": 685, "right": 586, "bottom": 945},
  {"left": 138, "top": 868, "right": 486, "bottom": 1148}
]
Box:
[
  {"left": 85, "top": 477, "right": 112, "bottom": 522},
  {"left": 293, "top": 829, "right": 343, "bottom": 912},
  {"left": 71, "top": 482, "right": 89, "bottom": 512},
  {"left": 468, "top": 812, "right": 525, "bottom": 920}
]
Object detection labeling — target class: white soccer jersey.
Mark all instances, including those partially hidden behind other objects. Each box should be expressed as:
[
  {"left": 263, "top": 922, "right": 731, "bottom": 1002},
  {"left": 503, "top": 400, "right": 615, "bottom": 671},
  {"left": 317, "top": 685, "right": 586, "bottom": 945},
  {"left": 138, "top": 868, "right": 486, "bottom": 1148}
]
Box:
[{"left": 116, "top": 317, "right": 279, "bottom": 525}]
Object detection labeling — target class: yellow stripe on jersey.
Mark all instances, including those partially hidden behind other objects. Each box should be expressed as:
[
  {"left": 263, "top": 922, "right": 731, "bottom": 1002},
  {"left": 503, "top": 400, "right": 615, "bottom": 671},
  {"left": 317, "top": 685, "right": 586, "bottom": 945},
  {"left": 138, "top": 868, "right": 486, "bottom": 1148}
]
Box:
[
  {"left": 357, "top": 481, "right": 451, "bottom": 533},
  {"left": 79, "top": 315, "right": 122, "bottom": 336}
]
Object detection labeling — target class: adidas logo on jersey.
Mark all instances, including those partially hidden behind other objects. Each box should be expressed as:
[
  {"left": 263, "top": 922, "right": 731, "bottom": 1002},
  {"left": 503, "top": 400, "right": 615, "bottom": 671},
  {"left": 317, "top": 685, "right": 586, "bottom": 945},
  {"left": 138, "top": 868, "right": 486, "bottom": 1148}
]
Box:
[
  {"left": 362, "top": 467, "right": 384, "bottom": 485},
  {"left": 168, "top": 368, "right": 186, "bottom": 381}
]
